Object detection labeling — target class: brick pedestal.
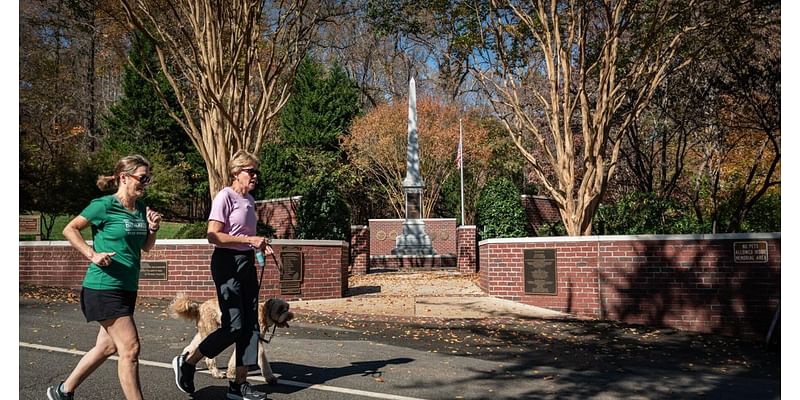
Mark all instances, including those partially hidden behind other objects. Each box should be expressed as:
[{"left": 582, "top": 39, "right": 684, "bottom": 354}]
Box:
[
  {"left": 350, "top": 225, "right": 369, "bottom": 275},
  {"left": 457, "top": 225, "right": 477, "bottom": 273}
]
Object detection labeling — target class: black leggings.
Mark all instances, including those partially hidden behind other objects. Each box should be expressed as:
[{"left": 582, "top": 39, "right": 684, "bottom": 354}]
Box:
[{"left": 197, "top": 248, "right": 260, "bottom": 367}]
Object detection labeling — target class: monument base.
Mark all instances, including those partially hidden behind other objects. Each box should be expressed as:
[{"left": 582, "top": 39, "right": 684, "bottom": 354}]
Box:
[
  {"left": 392, "top": 236, "right": 436, "bottom": 255},
  {"left": 392, "top": 219, "right": 436, "bottom": 255},
  {"left": 369, "top": 255, "right": 457, "bottom": 271}
]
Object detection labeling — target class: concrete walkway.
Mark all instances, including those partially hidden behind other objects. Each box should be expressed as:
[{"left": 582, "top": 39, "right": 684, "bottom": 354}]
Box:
[{"left": 289, "top": 271, "right": 568, "bottom": 320}]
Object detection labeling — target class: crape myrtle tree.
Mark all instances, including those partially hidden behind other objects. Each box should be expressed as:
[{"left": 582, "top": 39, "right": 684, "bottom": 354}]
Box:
[
  {"left": 472, "top": 0, "right": 711, "bottom": 235},
  {"left": 612, "top": 1, "right": 779, "bottom": 234},
  {"left": 103, "top": 30, "right": 210, "bottom": 219},
  {"left": 119, "top": 0, "right": 336, "bottom": 198}
]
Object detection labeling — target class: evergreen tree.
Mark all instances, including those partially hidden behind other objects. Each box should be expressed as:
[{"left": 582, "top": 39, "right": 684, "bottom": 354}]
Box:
[
  {"left": 295, "top": 174, "right": 351, "bottom": 241},
  {"left": 102, "top": 30, "right": 208, "bottom": 218},
  {"left": 256, "top": 58, "right": 361, "bottom": 200},
  {"left": 279, "top": 59, "right": 361, "bottom": 152},
  {"left": 476, "top": 177, "right": 528, "bottom": 239},
  {"left": 104, "top": 30, "right": 188, "bottom": 157}
]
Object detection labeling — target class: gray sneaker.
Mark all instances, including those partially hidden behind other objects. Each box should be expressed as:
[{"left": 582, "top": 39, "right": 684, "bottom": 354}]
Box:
[
  {"left": 227, "top": 381, "right": 267, "bottom": 400},
  {"left": 46, "top": 382, "right": 74, "bottom": 400}
]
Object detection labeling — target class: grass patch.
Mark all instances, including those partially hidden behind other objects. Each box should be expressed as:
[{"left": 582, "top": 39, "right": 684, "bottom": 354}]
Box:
[{"left": 20, "top": 215, "right": 192, "bottom": 241}]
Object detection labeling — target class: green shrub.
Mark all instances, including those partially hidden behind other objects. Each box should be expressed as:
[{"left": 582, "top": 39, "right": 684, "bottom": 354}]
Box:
[
  {"left": 537, "top": 221, "right": 566, "bottom": 237},
  {"left": 476, "top": 177, "right": 528, "bottom": 239},
  {"left": 740, "top": 190, "right": 780, "bottom": 232},
  {"left": 295, "top": 175, "right": 350, "bottom": 241},
  {"left": 257, "top": 221, "right": 276, "bottom": 237},
  {"left": 594, "top": 192, "right": 704, "bottom": 235},
  {"left": 173, "top": 222, "right": 208, "bottom": 239}
]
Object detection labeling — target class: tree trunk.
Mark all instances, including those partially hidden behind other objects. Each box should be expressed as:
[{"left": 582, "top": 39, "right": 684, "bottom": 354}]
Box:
[
  {"left": 120, "top": 0, "right": 323, "bottom": 201},
  {"left": 476, "top": 0, "right": 697, "bottom": 236}
]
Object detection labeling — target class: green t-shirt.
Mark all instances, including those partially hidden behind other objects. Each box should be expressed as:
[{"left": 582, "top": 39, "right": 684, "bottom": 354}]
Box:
[{"left": 80, "top": 195, "right": 149, "bottom": 291}]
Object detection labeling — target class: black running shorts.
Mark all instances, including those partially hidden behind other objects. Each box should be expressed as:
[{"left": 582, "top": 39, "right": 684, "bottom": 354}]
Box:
[{"left": 80, "top": 287, "right": 137, "bottom": 322}]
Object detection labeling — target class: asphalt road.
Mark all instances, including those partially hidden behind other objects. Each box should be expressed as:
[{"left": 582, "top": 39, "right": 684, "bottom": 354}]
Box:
[{"left": 20, "top": 293, "right": 780, "bottom": 400}]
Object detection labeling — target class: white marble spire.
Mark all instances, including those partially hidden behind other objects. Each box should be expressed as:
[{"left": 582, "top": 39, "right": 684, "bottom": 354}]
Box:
[
  {"left": 403, "top": 77, "right": 423, "bottom": 188},
  {"left": 393, "top": 76, "right": 435, "bottom": 255}
]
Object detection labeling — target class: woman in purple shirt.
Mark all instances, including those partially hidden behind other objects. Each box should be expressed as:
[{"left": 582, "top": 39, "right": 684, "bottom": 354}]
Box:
[{"left": 172, "top": 150, "right": 272, "bottom": 400}]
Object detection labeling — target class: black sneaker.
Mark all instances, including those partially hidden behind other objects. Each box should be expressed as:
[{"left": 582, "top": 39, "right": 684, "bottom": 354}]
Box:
[
  {"left": 172, "top": 353, "right": 196, "bottom": 394},
  {"left": 227, "top": 381, "right": 267, "bottom": 400},
  {"left": 46, "top": 382, "right": 74, "bottom": 400}
]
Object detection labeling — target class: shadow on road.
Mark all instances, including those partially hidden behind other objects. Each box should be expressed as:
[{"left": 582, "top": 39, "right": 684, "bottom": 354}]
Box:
[
  {"left": 188, "top": 357, "right": 414, "bottom": 398},
  {"left": 268, "top": 358, "right": 414, "bottom": 394}
]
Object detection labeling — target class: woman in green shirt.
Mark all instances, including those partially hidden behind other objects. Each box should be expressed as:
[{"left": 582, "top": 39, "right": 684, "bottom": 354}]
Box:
[{"left": 47, "top": 155, "right": 162, "bottom": 400}]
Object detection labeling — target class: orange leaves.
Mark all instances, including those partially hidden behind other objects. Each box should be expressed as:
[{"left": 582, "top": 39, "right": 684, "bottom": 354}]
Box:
[{"left": 345, "top": 98, "right": 492, "bottom": 217}]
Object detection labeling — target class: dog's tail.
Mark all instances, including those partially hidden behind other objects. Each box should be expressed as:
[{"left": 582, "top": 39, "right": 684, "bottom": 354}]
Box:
[{"left": 169, "top": 293, "right": 201, "bottom": 321}]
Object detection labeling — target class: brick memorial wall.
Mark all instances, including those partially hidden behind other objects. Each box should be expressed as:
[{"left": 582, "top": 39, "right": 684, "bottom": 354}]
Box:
[
  {"left": 20, "top": 224, "right": 780, "bottom": 339},
  {"left": 368, "top": 219, "right": 457, "bottom": 256},
  {"left": 521, "top": 195, "right": 561, "bottom": 234},
  {"left": 255, "top": 196, "right": 300, "bottom": 239},
  {"left": 478, "top": 233, "right": 780, "bottom": 338},
  {"left": 19, "top": 239, "right": 349, "bottom": 301}
]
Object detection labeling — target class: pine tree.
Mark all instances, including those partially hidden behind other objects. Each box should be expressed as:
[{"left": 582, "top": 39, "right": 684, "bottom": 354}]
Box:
[
  {"left": 278, "top": 58, "right": 361, "bottom": 152},
  {"left": 256, "top": 58, "right": 361, "bottom": 200},
  {"left": 102, "top": 30, "right": 208, "bottom": 218},
  {"left": 103, "top": 30, "right": 187, "bottom": 158}
]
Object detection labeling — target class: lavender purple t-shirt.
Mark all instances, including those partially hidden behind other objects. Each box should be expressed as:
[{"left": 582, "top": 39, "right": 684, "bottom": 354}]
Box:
[{"left": 208, "top": 187, "right": 257, "bottom": 251}]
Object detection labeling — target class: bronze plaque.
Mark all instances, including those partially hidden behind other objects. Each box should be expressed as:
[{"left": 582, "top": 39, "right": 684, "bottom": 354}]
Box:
[
  {"left": 524, "top": 249, "right": 557, "bottom": 295},
  {"left": 140, "top": 261, "right": 168, "bottom": 280},
  {"left": 281, "top": 281, "right": 301, "bottom": 295},
  {"left": 19, "top": 215, "right": 41, "bottom": 235},
  {"left": 280, "top": 249, "right": 303, "bottom": 282},
  {"left": 406, "top": 192, "right": 421, "bottom": 219},
  {"left": 733, "top": 241, "right": 768, "bottom": 263}
]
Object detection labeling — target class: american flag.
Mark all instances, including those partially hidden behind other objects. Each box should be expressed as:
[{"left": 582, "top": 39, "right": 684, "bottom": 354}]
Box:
[{"left": 455, "top": 135, "right": 462, "bottom": 169}]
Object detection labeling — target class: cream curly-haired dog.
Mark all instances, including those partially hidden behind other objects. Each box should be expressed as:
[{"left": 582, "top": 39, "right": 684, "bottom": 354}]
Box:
[{"left": 169, "top": 293, "right": 293, "bottom": 383}]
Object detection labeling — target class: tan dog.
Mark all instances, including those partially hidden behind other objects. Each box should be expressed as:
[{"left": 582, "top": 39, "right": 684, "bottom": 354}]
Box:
[{"left": 169, "top": 293, "right": 293, "bottom": 384}]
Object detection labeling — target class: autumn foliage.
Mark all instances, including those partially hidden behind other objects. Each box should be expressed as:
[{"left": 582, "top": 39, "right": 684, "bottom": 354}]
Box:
[{"left": 345, "top": 98, "right": 491, "bottom": 218}]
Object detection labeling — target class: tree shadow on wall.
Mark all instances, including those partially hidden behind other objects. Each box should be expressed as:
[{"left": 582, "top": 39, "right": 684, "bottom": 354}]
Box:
[
  {"left": 603, "top": 240, "right": 780, "bottom": 340},
  {"left": 256, "top": 199, "right": 298, "bottom": 239}
]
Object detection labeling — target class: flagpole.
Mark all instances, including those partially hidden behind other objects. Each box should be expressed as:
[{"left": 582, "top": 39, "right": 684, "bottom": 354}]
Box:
[{"left": 459, "top": 119, "right": 465, "bottom": 226}]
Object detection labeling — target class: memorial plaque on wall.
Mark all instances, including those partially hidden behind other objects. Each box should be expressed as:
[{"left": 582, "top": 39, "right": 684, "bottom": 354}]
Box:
[
  {"left": 523, "top": 249, "right": 557, "bottom": 295},
  {"left": 733, "top": 241, "right": 768, "bottom": 263},
  {"left": 280, "top": 281, "right": 301, "bottom": 295},
  {"left": 280, "top": 247, "right": 303, "bottom": 282},
  {"left": 140, "top": 261, "right": 168, "bottom": 280},
  {"left": 406, "top": 192, "right": 421, "bottom": 219},
  {"left": 19, "top": 215, "right": 41, "bottom": 236}
]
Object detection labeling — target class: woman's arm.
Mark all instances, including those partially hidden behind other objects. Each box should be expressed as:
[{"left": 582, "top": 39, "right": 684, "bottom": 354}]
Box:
[
  {"left": 207, "top": 220, "right": 268, "bottom": 250},
  {"left": 142, "top": 207, "right": 161, "bottom": 252},
  {"left": 62, "top": 215, "right": 115, "bottom": 266}
]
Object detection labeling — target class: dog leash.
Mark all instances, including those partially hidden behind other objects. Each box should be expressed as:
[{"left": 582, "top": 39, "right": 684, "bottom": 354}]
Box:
[
  {"left": 259, "top": 324, "right": 278, "bottom": 344},
  {"left": 254, "top": 247, "right": 282, "bottom": 344}
]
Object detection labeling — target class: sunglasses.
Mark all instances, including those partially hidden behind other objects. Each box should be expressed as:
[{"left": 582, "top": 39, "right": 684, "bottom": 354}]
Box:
[
  {"left": 127, "top": 173, "right": 152, "bottom": 185},
  {"left": 241, "top": 168, "right": 258, "bottom": 176}
]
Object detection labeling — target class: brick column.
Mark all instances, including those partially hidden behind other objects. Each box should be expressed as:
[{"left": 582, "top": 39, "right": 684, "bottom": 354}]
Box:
[
  {"left": 350, "top": 225, "right": 370, "bottom": 275},
  {"left": 456, "top": 225, "right": 477, "bottom": 273}
]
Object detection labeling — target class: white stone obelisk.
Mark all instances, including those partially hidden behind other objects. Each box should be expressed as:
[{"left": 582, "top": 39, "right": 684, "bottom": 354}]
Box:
[{"left": 393, "top": 77, "right": 435, "bottom": 255}]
